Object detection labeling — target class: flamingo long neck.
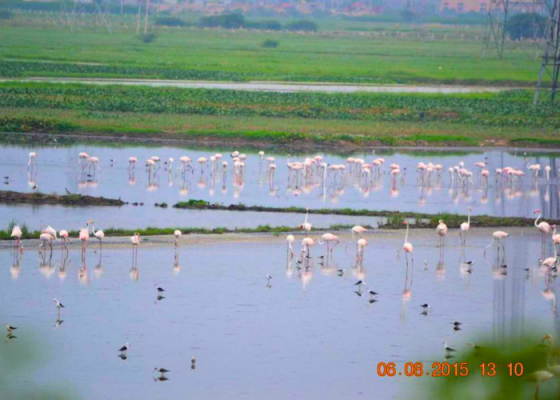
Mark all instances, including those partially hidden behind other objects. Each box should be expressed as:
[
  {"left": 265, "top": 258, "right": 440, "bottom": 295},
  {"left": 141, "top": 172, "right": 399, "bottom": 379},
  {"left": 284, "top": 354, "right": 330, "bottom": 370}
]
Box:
[
  {"left": 485, "top": 236, "right": 495, "bottom": 250},
  {"left": 404, "top": 223, "right": 409, "bottom": 244},
  {"left": 304, "top": 210, "right": 309, "bottom": 225},
  {"left": 535, "top": 213, "right": 542, "bottom": 228},
  {"left": 547, "top": 338, "right": 555, "bottom": 368}
]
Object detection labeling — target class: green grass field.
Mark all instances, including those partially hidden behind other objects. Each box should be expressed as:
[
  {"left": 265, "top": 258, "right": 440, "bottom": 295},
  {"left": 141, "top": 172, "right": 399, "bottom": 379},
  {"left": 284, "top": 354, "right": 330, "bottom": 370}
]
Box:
[
  {"left": 0, "top": 19, "right": 542, "bottom": 86},
  {"left": 1, "top": 82, "right": 558, "bottom": 147}
]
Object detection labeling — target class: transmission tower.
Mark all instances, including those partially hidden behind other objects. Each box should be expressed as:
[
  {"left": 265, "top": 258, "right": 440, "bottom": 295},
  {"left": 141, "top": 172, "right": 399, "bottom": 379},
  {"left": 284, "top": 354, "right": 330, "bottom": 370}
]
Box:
[
  {"left": 534, "top": 0, "right": 560, "bottom": 104},
  {"left": 482, "top": 0, "right": 542, "bottom": 59}
]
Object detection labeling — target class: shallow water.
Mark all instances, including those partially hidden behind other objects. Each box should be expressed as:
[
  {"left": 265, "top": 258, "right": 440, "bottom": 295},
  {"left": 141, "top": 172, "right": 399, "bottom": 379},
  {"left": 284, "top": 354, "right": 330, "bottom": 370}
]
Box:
[
  {"left": 1, "top": 143, "right": 559, "bottom": 231},
  {"left": 6, "top": 78, "right": 507, "bottom": 93},
  {"left": 0, "top": 229, "right": 557, "bottom": 399}
]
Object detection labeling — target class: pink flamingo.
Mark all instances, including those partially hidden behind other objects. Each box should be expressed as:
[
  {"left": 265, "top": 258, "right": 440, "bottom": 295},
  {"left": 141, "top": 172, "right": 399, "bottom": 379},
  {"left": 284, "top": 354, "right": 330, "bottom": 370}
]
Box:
[
  {"left": 301, "top": 237, "right": 316, "bottom": 259},
  {"left": 76, "top": 152, "right": 90, "bottom": 170},
  {"left": 88, "top": 220, "right": 105, "bottom": 251},
  {"left": 319, "top": 233, "right": 340, "bottom": 255},
  {"left": 28, "top": 152, "right": 38, "bottom": 170},
  {"left": 59, "top": 230, "right": 70, "bottom": 254},
  {"left": 357, "top": 238, "right": 367, "bottom": 262},
  {"left": 39, "top": 232, "right": 55, "bottom": 257},
  {"left": 297, "top": 208, "right": 312, "bottom": 235},
  {"left": 460, "top": 207, "right": 472, "bottom": 246},
  {"left": 541, "top": 245, "right": 558, "bottom": 269},
  {"left": 484, "top": 231, "right": 510, "bottom": 257},
  {"left": 481, "top": 169, "right": 489, "bottom": 187},
  {"left": 352, "top": 225, "right": 367, "bottom": 240},
  {"left": 436, "top": 219, "right": 448, "bottom": 248},
  {"left": 286, "top": 234, "right": 295, "bottom": 258},
  {"left": 552, "top": 225, "right": 560, "bottom": 252},
  {"left": 535, "top": 209, "right": 552, "bottom": 249},
  {"left": 403, "top": 221, "right": 414, "bottom": 267},
  {"left": 131, "top": 233, "right": 141, "bottom": 264},
  {"left": 11, "top": 225, "right": 22, "bottom": 253},
  {"left": 128, "top": 157, "right": 137, "bottom": 171},
  {"left": 79, "top": 227, "right": 89, "bottom": 261},
  {"left": 174, "top": 230, "right": 182, "bottom": 248}
]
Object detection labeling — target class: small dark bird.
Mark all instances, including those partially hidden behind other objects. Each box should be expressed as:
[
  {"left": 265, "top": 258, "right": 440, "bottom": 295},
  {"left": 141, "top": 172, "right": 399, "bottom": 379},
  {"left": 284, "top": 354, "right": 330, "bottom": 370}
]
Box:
[
  {"left": 32, "top": 185, "right": 37, "bottom": 190},
  {"left": 354, "top": 280, "right": 366, "bottom": 287},
  {"left": 420, "top": 304, "right": 431, "bottom": 314},
  {"left": 369, "top": 290, "right": 378, "bottom": 299},
  {"left": 453, "top": 321, "right": 462, "bottom": 327},
  {"left": 5, "top": 324, "right": 17, "bottom": 333},
  {"left": 157, "top": 287, "right": 165, "bottom": 294},
  {"left": 119, "top": 343, "right": 130, "bottom": 355},
  {"left": 3, "top": 176, "right": 8, "bottom": 179},
  {"left": 191, "top": 356, "right": 196, "bottom": 370},
  {"left": 154, "top": 368, "right": 170, "bottom": 374},
  {"left": 500, "top": 264, "right": 508, "bottom": 269},
  {"left": 337, "top": 269, "right": 344, "bottom": 277},
  {"left": 465, "top": 260, "right": 475, "bottom": 265}
]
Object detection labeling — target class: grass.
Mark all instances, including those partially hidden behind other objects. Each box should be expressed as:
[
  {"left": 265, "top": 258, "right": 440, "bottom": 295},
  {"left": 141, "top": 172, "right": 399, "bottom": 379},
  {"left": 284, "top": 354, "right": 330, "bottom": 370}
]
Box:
[
  {"left": 0, "top": 20, "right": 544, "bottom": 86},
  {"left": 0, "top": 82, "right": 559, "bottom": 148},
  {"left": 0, "top": 222, "right": 371, "bottom": 241},
  {"left": 173, "top": 201, "right": 551, "bottom": 229}
]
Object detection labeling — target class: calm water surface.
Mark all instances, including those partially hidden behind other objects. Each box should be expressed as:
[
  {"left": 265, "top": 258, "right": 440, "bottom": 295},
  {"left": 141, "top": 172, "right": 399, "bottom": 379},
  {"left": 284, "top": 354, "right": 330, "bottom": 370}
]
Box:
[
  {"left": 0, "top": 229, "right": 557, "bottom": 399},
  {"left": 0, "top": 143, "right": 559, "bottom": 230}
]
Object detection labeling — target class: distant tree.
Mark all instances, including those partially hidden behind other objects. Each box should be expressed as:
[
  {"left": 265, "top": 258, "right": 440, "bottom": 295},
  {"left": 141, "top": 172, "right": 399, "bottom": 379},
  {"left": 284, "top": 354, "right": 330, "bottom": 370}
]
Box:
[
  {"left": 401, "top": 9, "right": 419, "bottom": 23},
  {"left": 285, "top": 20, "right": 318, "bottom": 32},
  {"left": 0, "top": 10, "right": 13, "bottom": 20},
  {"left": 505, "top": 13, "right": 547, "bottom": 40}
]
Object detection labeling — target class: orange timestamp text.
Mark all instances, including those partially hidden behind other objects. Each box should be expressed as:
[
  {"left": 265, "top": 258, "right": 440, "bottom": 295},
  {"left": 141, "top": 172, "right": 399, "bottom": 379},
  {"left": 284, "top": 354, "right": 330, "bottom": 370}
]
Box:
[{"left": 377, "top": 362, "right": 524, "bottom": 377}]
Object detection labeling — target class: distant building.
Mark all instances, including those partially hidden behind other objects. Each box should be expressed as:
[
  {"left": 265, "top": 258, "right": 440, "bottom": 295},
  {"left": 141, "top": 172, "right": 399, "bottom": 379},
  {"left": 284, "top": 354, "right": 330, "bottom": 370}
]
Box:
[{"left": 440, "top": 0, "right": 487, "bottom": 13}]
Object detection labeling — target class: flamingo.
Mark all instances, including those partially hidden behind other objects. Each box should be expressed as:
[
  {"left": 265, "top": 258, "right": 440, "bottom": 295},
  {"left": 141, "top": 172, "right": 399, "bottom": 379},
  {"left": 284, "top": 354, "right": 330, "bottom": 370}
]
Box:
[
  {"left": 351, "top": 225, "right": 366, "bottom": 238},
  {"left": 298, "top": 208, "right": 312, "bottom": 234},
  {"left": 128, "top": 157, "right": 137, "bottom": 171},
  {"left": 484, "top": 231, "right": 509, "bottom": 257},
  {"left": 301, "top": 237, "right": 316, "bottom": 258},
  {"left": 319, "top": 233, "right": 340, "bottom": 255},
  {"left": 131, "top": 233, "right": 141, "bottom": 264},
  {"left": 357, "top": 238, "right": 367, "bottom": 261},
  {"left": 541, "top": 243, "right": 558, "bottom": 268},
  {"left": 59, "top": 230, "right": 70, "bottom": 254},
  {"left": 79, "top": 227, "right": 89, "bottom": 261},
  {"left": 286, "top": 234, "right": 295, "bottom": 258},
  {"left": 552, "top": 224, "right": 560, "bottom": 251},
  {"left": 402, "top": 221, "right": 414, "bottom": 267},
  {"left": 76, "top": 152, "right": 90, "bottom": 170},
  {"left": 542, "top": 334, "right": 560, "bottom": 379},
  {"left": 436, "top": 219, "right": 448, "bottom": 248},
  {"left": 535, "top": 209, "right": 552, "bottom": 249},
  {"left": 174, "top": 230, "right": 182, "bottom": 248},
  {"left": 11, "top": 225, "right": 22, "bottom": 252},
  {"left": 525, "top": 370, "right": 554, "bottom": 399},
  {"left": 460, "top": 207, "right": 472, "bottom": 246},
  {"left": 28, "top": 152, "right": 38, "bottom": 170},
  {"left": 88, "top": 220, "right": 105, "bottom": 251},
  {"left": 39, "top": 232, "right": 55, "bottom": 255}
]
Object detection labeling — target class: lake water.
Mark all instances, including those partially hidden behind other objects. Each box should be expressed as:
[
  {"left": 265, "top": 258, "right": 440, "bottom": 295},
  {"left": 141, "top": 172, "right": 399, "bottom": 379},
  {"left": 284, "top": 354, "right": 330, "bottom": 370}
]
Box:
[
  {"left": 0, "top": 142, "right": 559, "bottom": 231},
  {"left": 0, "top": 228, "right": 557, "bottom": 399}
]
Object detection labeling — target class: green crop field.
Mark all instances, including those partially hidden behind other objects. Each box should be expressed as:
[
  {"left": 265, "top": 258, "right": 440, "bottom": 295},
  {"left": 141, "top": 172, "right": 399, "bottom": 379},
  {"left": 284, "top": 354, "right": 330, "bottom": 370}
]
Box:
[
  {"left": 0, "top": 17, "right": 542, "bottom": 86},
  {"left": 1, "top": 82, "right": 558, "bottom": 147}
]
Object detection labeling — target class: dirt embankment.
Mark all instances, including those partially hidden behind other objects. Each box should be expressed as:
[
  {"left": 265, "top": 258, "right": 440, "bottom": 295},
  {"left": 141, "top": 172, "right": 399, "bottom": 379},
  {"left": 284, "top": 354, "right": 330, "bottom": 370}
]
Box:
[{"left": 0, "top": 190, "right": 125, "bottom": 206}]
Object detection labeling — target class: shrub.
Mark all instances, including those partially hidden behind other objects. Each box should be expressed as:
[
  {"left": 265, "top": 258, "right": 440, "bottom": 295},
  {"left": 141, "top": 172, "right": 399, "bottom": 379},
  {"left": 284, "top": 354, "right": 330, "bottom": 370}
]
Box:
[
  {"left": 154, "top": 16, "right": 187, "bottom": 27},
  {"left": 262, "top": 39, "right": 279, "bottom": 48},
  {"left": 0, "top": 10, "right": 13, "bottom": 20},
  {"left": 141, "top": 33, "right": 157, "bottom": 43},
  {"left": 285, "top": 20, "right": 318, "bottom": 32},
  {"left": 505, "top": 13, "right": 547, "bottom": 40},
  {"left": 198, "top": 13, "right": 245, "bottom": 29},
  {"left": 0, "top": 116, "right": 75, "bottom": 133}
]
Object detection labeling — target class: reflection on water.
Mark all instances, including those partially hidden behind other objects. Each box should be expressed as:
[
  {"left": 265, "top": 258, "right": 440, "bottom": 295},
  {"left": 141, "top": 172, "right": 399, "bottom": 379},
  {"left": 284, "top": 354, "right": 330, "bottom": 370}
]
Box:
[
  {"left": 0, "top": 145, "right": 559, "bottom": 230},
  {"left": 1, "top": 229, "right": 558, "bottom": 398}
]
